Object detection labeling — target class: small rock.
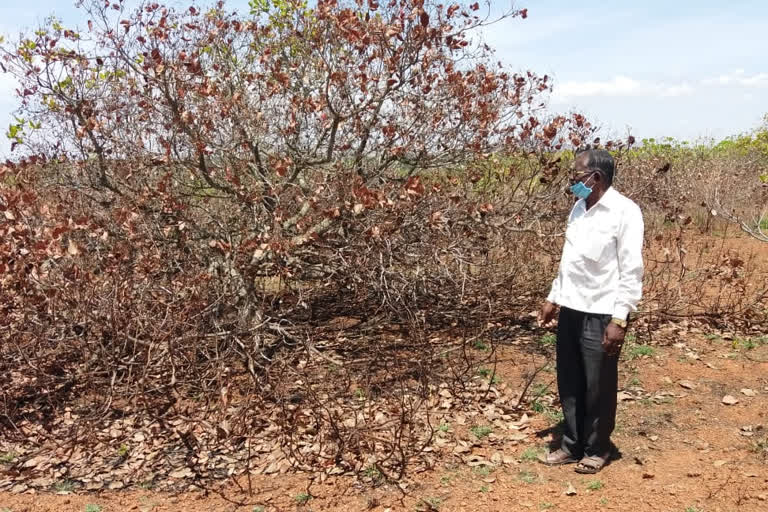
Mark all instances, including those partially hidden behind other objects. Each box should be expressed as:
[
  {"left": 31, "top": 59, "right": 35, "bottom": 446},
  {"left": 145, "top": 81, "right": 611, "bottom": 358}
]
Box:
[
  {"left": 564, "top": 482, "right": 577, "bottom": 496},
  {"left": 757, "top": 493, "right": 767, "bottom": 501},
  {"left": 662, "top": 377, "right": 674, "bottom": 385},
  {"left": 722, "top": 395, "right": 739, "bottom": 405},
  {"left": 10, "top": 484, "right": 28, "bottom": 494},
  {"left": 502, "top": 455, "right": 517, "bottom": 465},
  {"left": 713, "top": 460, "right": 728, "bottom": 467},
  {"left": 741, "top": 388, "right": 757, "bottom": 397},
  {"left": 694, "top": 441, "right": 710, "bottom": 450},
  {"left": 642, "top": 472, "right": 655, "bottom": 479},
  {"left": 679, "top": 380, "right": 696, "bottom": 390},
  {"left": 649, "top": 435, "right": 659, "bottom": 442}
]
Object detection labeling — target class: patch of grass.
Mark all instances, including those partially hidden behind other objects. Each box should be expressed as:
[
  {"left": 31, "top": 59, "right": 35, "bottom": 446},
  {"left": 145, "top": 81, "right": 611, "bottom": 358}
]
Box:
[
  {"left": 518, "top": 469, "right": 538, "bottom": 484},
  {"left": 470, "top": 425, "right": 493, "bottom": 439},
  {"left": 54, "top": 480, "right": 76, "bottom": 493},
  {"left": 599, "top": 497, "right": 608, "bottom": 506},
  {"left": 476, "top": 367, "right": 503, "bottom": 384},
  {"left": 472, "top": 340, "right": 490, "bottom": 351},
  {"left": 294, "top": 492, "right": 312, "bottom": 505},
  {"left": 540, "top": 503, "right": 555, "bottom": 510},
  {"left": 705, "top": 333, "right": 722, "bottom": 341},
  {"left": 751, "top": 437, "right": 768, "bottom": 456},
  {"left": 734, "top": 336, "right": 768, "bottom": 350},
  {"left": 627, "top": 376, "right": 642, "bottom": 387},
  {"left": 363, "top": 464, "right": 384, "bottom": 484},
  {"left": 538, "top": 334, "right": 556, "bottom": 347},
  {"left": 625, "top": 344, "right": 655, "bottom": 360},
  {"left": 117, "top": 444, "right": 129, "bottom": 457},
  {"left": 625, "top": 333, "right": 637, "bottom": 343},
  {"left": 476, "top": 367, "right": 492, "bottom": 379},
  {"left": 252, "top": 507, "right": 265, "bottom": 512},
  {"left": 354, "top": 388, "right": 366, "bottom": 400},
  {"left": 685, "top": 507, "right": 702, "bottom": 512},
  {"left": 84, "top": 506, "right": 103, "bottom": 512},
  {"left": 473, "top": 465, "right": 494, "bottom": 477},
  {"left": 479, "top": 485, "right": 490, "bottom": 493},
  {"left": 586, "top": 480, "right": 604, "bottom": 491},
  {"left": 0, "top": 452, "right": 16, "bottom": 464},
  {"left": 532, "top": 382, "right": 551, "bottom": 397},
  {"left": 544, "top": 407, "right": 564, "bottom": 424},
  {"left": 530, "top": 400, "right": 563, "bottom": 424},
  {"left": 438, "top": 422, "right": 450, "bottom": 433},
  {"left": 520, "top": 446, "right": 545, "bottom": 462}
]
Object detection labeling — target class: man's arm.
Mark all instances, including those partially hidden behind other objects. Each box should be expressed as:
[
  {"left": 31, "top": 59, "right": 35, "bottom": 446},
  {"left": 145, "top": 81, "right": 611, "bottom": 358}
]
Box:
[{"left": 613, "top": 204, "right": 645, "bottom": 320}]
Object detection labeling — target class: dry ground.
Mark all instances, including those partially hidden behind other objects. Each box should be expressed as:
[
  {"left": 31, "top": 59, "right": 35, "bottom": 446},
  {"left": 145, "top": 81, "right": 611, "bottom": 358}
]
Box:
[{"left": 2, "top": 329, "right": 767, "bottom": 512}]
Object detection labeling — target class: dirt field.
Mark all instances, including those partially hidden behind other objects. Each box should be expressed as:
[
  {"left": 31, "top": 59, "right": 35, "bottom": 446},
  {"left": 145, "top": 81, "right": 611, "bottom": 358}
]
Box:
[{"left": 2, "top": 326, "right": 767, "bottom": 512}]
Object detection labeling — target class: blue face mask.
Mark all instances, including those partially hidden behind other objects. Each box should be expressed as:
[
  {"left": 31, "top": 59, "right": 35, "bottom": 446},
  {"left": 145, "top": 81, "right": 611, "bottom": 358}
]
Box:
[{"left": 569, "top": 173, "right": 596, "bottom": 199}]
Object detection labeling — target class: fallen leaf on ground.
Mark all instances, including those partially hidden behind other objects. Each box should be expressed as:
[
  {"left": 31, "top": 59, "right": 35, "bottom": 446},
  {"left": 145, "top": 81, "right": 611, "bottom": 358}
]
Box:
[
  {"left": 721, "top": 395, "right": 739, "bottom": 405},
  {"left": 564, "top": 482, "right": 577, "bottom": 496},
  {"left": 740, "top": 388, "right": 757, "bottom": 397},
  {"left": 678, "top": 380, "right": 696, "bottom": 390}
]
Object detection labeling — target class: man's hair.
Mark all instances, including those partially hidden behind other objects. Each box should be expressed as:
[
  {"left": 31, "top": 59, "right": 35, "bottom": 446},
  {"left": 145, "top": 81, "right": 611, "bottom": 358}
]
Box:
[{"left": 575, "top": 148, "right": 615, "bottom": 185}]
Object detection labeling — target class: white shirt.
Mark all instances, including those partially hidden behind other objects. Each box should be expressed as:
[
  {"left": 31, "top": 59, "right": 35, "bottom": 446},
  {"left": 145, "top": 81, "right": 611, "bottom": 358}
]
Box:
[{"left": 546, "top": 186, "right": 644, "bottom": 319}]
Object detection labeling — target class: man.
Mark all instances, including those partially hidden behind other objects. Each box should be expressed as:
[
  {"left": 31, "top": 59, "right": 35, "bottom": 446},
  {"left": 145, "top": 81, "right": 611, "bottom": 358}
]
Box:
[{"left": 537, "top": 148, "right": 644, "bottom": 474}]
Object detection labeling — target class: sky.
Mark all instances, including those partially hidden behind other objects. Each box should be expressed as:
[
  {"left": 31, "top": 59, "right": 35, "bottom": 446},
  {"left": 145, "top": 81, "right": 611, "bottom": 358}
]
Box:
[{"left": 1, "top": 0, "right": 767, "bottom": 157}]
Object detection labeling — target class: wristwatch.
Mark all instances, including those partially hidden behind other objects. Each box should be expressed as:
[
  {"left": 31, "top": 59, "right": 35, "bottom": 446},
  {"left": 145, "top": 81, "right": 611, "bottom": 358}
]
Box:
[{"left": 610, "top": 317, "right": 628, "bottom": 329}]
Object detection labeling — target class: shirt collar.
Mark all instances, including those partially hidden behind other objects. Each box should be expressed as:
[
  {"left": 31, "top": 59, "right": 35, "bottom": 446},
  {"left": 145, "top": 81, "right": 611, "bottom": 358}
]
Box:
[{"left": 578, "top": 186, "right": 617, "bottom": 211}]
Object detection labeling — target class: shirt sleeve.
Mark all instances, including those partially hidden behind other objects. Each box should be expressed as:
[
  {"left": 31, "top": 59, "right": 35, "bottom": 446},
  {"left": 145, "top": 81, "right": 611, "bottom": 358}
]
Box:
[
  {"left": 613, "top": 203, "right": 644, "bottom": 319},
  {"left": 546, "top": 204, "right": 576, "bottom": 305},
  {"left": 546, "top": 271, "right": 560, "bottom": 304}
]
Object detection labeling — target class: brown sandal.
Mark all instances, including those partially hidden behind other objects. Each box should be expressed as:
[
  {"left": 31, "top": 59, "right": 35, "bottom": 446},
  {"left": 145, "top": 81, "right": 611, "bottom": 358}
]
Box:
[
  {"left": 538, "top": 449, "right": 578, "bottom": 466},
  {"left": 574, "top": 453, "right": 610, "bottom": 474}
]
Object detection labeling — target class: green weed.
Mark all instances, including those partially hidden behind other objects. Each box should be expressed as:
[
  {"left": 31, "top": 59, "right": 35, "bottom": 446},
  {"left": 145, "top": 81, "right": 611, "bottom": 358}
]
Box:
[
  {"left": 473, "top": 465, "right": 494, "bottom": 477},
  {"left": 470, "top": 425, "right": 493, "bottom": 439},
  {"left": 538, "top": 334, "right": 556, "bottom": 347},
  {"left": 0, "top": 452, "right": 16, "bottom": 464},
  {"left": 520, "top": 446, "right": 545, "bottom": 462},
  {"left": 518, "top": 469, "right": 538, "bottom": 484},
  {"left": 54, "top": 480, "right": 76, "bottom": 493},
  {"left": 294, "top": 492, "right": 312, "bottom": 505},
  {"left": 587, "top": 480, "right": 604, "bottom": 491},
  {"left": 84, "top": 506, "right": 103, "bottom": 512},
  {"left": 625, "top": 344, "right": 655, "bottom": 360}
]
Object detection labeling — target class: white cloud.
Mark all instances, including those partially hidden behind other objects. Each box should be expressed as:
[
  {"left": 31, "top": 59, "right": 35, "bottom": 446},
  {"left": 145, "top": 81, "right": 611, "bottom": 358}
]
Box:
[
  {"left": 703, "top": 70, "right": 768, "bottom": 87},
  {"left": 551, "top": 76, "right": 693, "bottom": 103}
]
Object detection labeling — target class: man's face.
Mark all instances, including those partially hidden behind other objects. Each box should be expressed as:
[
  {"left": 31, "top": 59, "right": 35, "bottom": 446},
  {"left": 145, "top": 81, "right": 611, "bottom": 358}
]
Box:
[{"left": 568, "top": 154, "right": 599, "bottom": 190}]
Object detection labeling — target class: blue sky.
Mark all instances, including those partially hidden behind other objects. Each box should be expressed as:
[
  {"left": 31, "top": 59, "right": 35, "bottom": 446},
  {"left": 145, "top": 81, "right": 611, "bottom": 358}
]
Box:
[{"left": 1, "top": 1, "right": 767, "bottom": 157}]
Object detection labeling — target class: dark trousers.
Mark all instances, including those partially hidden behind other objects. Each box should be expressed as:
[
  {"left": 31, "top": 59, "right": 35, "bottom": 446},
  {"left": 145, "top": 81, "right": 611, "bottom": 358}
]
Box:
[{"left": 556, "top": 306, "right": 619, "bottom": 458}]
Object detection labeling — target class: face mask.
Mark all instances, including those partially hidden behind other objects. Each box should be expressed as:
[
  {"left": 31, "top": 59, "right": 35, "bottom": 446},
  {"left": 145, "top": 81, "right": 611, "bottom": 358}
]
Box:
[{"left": 569, "top": 173, "right": 596, "bottom": 199}]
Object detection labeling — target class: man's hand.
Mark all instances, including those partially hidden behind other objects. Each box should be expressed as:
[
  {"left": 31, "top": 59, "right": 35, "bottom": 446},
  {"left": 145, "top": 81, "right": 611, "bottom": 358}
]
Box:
[
  {"left": 603, "top": 322, "right": 626, "bottom": 356},
  {"left": 537, "top": 301, "right": 558, "bottom": 328}
]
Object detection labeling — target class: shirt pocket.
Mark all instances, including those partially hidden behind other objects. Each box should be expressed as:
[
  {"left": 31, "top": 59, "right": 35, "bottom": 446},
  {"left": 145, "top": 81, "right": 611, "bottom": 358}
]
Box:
[{"left": 582, "top": 227, "right": 616, "bottom": 263}]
